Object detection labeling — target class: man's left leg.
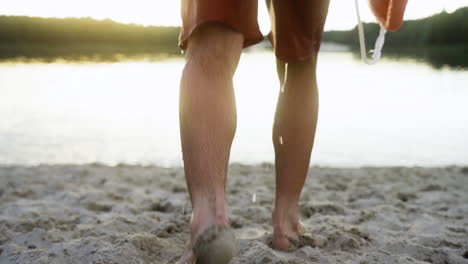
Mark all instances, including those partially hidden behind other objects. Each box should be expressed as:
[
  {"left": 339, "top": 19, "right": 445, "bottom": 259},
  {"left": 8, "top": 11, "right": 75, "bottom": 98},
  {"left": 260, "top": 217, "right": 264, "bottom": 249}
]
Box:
[{"left": 177, "top": 23, "right": 244, "bottom": 264}]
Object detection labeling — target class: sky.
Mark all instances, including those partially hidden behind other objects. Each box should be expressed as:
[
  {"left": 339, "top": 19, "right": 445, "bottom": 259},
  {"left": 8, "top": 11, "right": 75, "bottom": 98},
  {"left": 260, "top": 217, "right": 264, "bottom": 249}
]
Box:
[{"left": 1, "top": 0, "right": 467, "bottom": 32}]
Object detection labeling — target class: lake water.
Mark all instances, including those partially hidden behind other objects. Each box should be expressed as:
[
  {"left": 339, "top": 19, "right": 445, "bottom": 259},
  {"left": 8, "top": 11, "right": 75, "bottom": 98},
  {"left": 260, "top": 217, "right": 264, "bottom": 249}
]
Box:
[{"left": 1, "top": 51, "right": 467, "bottom": 167}]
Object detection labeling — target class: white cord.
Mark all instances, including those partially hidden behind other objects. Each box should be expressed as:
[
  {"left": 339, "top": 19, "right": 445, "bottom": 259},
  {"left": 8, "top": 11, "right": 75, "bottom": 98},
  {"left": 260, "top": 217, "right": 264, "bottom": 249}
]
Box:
[{"left": 355, "top": 0, "right": 387, "bottom": 65}]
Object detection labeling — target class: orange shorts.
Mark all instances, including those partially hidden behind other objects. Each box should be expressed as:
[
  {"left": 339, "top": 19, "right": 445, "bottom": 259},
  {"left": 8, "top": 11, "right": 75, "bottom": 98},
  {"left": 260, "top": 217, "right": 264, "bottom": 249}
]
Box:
[{"left": 179, "top": 0, "right": 330, "bottom": 62}]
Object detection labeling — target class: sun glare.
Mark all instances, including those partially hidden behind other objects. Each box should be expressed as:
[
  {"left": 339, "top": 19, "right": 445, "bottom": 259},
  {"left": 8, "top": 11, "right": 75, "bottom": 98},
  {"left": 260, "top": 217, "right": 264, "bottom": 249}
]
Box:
[{"left": 1, "top": 0, "right": 466, "bottom": 31}]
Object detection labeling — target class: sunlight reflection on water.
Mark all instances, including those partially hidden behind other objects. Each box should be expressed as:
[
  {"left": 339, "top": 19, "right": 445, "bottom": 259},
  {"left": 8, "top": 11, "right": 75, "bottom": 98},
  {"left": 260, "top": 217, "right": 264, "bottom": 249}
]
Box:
[{"left": 0, "top": 51, "right": 467, "bottom": 166}]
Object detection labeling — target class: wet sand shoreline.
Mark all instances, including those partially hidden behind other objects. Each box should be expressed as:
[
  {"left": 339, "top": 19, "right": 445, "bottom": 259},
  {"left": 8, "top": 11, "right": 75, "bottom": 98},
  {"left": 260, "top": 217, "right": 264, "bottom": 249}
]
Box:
[{"left": 1, "top": 164, "right": 467, "bottom": 263}]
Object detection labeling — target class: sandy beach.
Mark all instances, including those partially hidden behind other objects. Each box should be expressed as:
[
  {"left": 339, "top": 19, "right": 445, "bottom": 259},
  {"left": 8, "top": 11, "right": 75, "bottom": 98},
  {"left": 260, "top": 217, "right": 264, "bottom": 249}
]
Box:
[{"left": 0, "top": 164, "right": 467, "bottom": 263}]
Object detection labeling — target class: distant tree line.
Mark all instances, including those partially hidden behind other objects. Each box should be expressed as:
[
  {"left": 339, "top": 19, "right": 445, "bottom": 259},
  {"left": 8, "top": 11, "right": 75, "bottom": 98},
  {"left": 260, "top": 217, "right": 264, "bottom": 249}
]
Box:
[
  {"left": 0, "top": 7, "right": 467, "bottom": 67},
  {"left": 0, "top": 16, "right": 181, "bottom": 60}
]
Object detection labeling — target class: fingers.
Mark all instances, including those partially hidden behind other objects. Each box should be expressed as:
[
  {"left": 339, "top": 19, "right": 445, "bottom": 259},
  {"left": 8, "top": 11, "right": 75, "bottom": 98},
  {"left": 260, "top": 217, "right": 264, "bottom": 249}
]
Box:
[
  {"left": 385, "top": 0, "right": 408, "bottom": 31},
  {"left": 368, "top": 0, "right": 408, "bottom": 31},
  {"left": 368, "top": 0, "right": 390, "bottom": 26}
]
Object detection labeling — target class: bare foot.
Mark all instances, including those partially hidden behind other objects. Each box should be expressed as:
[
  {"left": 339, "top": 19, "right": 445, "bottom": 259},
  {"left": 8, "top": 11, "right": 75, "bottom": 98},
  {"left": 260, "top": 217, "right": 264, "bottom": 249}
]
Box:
[
  {"left": 271, "top": 208, "right": 305, "bottom": 250},
  {"left": 176, "top": 240, "right": 196, "bottom": 264},
  {"left": 177, "top": 221, "right": 236, "bottom": 264},
  {"left": 177, "top": 216, "right": 214, "bottom": 264}
]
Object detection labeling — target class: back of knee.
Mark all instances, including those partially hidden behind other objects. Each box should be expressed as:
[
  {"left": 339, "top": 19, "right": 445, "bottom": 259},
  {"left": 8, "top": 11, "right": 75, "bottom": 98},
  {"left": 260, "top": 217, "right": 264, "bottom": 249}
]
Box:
[{"left": 185, "top": 23, "right": 244, "bottom": 77}]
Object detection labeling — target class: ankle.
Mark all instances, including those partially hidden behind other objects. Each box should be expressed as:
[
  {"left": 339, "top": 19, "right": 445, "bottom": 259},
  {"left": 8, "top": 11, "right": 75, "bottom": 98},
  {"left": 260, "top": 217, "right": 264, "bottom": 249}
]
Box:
[
  {"left": 272, "top": 205, "right": 301, "bottom": 238},
  {"left": 271, "top": 209, "right": 300, "bottom": 250},
  {"left": 190, "top": 206, "right": 229, "bottom": 239}
]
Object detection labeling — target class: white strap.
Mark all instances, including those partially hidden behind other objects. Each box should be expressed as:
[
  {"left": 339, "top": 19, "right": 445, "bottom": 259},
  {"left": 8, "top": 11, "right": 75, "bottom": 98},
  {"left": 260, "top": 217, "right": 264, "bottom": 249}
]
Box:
[{"left": 355, "top": 0, "right": 387, "bottom": 65}]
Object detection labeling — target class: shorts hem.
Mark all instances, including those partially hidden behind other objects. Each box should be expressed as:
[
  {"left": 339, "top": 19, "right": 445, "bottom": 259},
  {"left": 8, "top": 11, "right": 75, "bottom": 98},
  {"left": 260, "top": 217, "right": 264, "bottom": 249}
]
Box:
[
  {"left": 178, "top": 20, "right": 264, "bottom": 50},
  {"left": 267, "top": 32, "right": 321, "bottom": 63}
]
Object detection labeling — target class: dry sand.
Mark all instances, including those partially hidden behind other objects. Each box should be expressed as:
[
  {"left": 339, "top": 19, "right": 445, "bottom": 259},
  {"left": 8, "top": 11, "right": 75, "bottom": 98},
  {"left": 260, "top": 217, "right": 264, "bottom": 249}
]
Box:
[{"left": 0, "top": 164, "right": 467, "bottom": 264}]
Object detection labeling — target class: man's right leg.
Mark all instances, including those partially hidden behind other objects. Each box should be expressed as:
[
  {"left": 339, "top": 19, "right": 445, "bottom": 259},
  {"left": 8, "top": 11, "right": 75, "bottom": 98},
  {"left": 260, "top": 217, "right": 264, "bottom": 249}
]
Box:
[
  {"left": 271, "top": 56, "right": 320, "bottom": 250},
  {"left": 267, "top": 0, "right": 329, "bottom": 250},
  {"left": 178, "top": 23, "right": 243, "bottom": 264}
]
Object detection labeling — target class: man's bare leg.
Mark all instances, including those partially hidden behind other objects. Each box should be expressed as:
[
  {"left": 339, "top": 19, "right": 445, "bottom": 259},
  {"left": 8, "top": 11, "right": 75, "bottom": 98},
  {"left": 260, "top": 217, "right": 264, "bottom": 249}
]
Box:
[
  {"left": 177, "top": 24, "right": 243, "bottom": 263},
  {"left": 271, "top": 56, "right": 319, "bottom": 250}
]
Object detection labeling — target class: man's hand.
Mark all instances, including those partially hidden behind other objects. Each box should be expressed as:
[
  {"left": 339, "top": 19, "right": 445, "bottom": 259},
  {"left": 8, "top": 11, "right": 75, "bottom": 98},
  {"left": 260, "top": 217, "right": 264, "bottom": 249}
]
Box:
[{"left": 369, "top": 0, "right": 408, "bottom": 31}]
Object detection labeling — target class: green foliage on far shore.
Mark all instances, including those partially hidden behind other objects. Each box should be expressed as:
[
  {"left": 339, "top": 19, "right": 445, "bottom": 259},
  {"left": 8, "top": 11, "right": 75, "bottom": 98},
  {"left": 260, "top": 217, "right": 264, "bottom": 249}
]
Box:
[
  {"left": 0, "top": 8, "right": 467, "bottom": 68},
  {"left": 0, "top": 16, "right": 181, "bottom": 60},
  {"left": 323, "top": 7, "right": 468, "bottom": 48},
  {"left": 322, "top": 7, "right": 468, "bottom": 68}
]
